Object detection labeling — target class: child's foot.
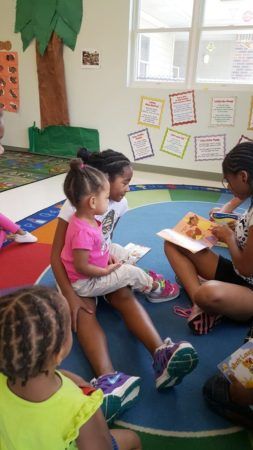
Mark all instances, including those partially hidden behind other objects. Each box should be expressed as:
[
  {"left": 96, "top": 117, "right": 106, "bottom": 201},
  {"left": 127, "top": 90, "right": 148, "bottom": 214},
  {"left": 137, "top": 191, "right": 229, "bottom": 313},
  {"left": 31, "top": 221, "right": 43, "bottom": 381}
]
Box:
[
  {"left": 90, "top": 372, "right": 141, "bottom": 421},
  {"left": 14, "top": 231, "right": 38, "bottom": 244},
  {"left": 153, "top": 338, "right": 198, "bottom": 390},
  {"left": 146, "top": 278, "right": 180, "bottom": 303},
  {"left": 188, "top": 305, "right": 222, "bottom": 335}
]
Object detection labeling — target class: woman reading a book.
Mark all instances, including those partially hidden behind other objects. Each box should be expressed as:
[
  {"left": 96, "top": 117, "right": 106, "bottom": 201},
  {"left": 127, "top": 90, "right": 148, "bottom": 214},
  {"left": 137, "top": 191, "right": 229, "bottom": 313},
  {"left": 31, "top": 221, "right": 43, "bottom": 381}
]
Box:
[{"left": 164, "top": 142, "right": 253, "bottom": 335}]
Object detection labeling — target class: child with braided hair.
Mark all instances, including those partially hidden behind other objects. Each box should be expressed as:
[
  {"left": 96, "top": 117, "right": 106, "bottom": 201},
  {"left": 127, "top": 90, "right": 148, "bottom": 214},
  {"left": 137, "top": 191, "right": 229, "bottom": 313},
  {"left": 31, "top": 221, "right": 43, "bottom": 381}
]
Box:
[
  {"left": 0, "top": 285, "right": 141, "bottom": 450},
  {"left": 164, "top": 142, "right": 253, "bottom": 335}
]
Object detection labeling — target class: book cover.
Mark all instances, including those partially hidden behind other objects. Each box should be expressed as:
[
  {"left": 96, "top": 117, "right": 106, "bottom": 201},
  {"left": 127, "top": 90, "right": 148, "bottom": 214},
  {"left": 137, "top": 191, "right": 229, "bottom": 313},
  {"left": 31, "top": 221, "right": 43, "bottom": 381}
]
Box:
[
  {"left": 218, "top": 340, "right": 253, "bottom": 388},
  {"left": 124, "top": 243, "right": 151, "bottom": 264},
  {"left": 157, "top": 212, "right": 217, "bottom": 253}
]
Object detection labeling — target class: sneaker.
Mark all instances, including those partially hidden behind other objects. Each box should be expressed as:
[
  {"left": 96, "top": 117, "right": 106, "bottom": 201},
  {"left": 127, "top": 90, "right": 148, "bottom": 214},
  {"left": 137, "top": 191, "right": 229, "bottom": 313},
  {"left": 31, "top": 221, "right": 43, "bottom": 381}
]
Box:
[
  {"left": 14, "top": 232, "right": 38, "bottom": 244},
  {"left": 90, "top": 372, "right": 141, "bottom": 420},
  {"left": 146, "top": 269, "right": 164, "bottom": 282},
  {"left": 146, "top": 279, "right": 180, "bottom": 303},
  {"left": 188, "top": 305, "right": 222, "bottom": 335},
  {"left": 153, "top": 338, "right": 199, "bottom": 390}
]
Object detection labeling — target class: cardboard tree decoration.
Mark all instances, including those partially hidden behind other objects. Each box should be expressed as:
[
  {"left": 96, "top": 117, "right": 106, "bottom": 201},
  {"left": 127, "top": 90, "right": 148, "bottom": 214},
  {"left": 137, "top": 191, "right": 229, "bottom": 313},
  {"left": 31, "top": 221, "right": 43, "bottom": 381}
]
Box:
[{"left": 15, "top": 0, "right": 83, "bottom": 127}]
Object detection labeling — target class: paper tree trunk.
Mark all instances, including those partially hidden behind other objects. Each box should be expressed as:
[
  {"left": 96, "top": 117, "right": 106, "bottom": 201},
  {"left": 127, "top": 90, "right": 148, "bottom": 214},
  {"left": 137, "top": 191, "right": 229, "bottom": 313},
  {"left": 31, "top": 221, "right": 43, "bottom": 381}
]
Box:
[{"left": 36, "top": 32, "right": 69, "bottom": 128}]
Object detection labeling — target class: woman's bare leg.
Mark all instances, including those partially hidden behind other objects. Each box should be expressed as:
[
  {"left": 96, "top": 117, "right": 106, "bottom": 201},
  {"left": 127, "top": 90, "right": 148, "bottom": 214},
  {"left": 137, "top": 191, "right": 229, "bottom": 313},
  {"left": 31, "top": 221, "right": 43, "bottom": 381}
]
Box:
[
  {"left": 77, "top": 298, "right": 115, "bottom": 376},
  {"left": 164, "top": 241, "right": 219, "bottom": 303},
  {"left": 107, "top": 287, "right": 163, "bottom": 355},
  {"left": 194, "top": 281, "right": 253, "bottom": 321},
  {"left": 110, "top": 429, "right": 142, "bottom": 450}
]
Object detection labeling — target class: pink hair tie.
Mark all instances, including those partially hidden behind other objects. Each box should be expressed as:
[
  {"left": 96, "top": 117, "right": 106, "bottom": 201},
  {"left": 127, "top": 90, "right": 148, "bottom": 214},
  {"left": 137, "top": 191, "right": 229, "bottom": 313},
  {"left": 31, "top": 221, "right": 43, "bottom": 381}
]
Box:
[{"left": 80, "top": 163, "right": 86, "bottom": 169}]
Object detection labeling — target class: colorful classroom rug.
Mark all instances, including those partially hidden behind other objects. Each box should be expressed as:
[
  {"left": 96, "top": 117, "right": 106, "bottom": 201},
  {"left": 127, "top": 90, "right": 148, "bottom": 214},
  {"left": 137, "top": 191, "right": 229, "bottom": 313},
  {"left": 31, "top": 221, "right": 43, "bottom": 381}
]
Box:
[
  {"left": 0, "top": 150, "right": 69, "bottom": 192},
  {"left": 0, "top": 184, "right": 252, "bottom": 450}
]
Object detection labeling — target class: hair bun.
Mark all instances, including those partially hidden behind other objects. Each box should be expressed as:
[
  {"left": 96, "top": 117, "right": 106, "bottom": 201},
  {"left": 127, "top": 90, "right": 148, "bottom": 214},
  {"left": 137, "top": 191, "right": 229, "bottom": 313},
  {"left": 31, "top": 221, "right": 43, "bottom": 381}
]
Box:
[
  {"left": 69, "top": 158, "right": 83, "bottom": 171},
  {"left": 77, "top": 147, "right": 92, "bottom": 163}
]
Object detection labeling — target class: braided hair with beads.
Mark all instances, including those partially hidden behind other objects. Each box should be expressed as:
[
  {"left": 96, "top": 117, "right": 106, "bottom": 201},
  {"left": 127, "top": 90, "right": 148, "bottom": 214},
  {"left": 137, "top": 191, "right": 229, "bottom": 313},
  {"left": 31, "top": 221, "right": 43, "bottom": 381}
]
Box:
[
  {"left": 0, "top": 286, "right": 70, "bottom": 385},
  {"left": 222, "top": 141, "right": 253, "bottom": 207},
  {"left": 77, "top": 148, "right": 131, "bottom": 181}
]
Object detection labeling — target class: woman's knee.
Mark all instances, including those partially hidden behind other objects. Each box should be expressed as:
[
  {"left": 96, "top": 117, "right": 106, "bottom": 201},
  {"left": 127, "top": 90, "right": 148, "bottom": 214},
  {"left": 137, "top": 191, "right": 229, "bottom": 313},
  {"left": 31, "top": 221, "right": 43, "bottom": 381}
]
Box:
[
  {"left": 194, "top": 282, "right": 223, "bottom": 311},
  {"left": 108, "top": 287, "right": 135, "bottom": 308}
]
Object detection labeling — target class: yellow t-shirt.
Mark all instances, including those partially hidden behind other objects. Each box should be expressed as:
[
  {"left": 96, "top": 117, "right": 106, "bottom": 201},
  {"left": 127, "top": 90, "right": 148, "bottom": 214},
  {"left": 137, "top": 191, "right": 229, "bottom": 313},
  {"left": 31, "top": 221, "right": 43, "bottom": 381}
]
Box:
[{"left": 0, "top": 371, "right": 103, "bottom": 450}]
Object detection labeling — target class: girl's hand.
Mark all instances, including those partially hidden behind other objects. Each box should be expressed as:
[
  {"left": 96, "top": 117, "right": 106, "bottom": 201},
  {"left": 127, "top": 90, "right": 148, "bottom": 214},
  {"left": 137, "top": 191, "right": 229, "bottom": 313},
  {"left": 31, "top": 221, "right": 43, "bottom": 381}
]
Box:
[
  {"left": 108, "top": 254, "right": 119, "bottom": 264},
  {"left": 211, "top": 224, "right": 234, "bottom": 243},
  {"left": 104, "top": 262, "right": 122, "bottom": 275},
  {"left": 67, "top": 292, "right": 95, "bottom": 332}
]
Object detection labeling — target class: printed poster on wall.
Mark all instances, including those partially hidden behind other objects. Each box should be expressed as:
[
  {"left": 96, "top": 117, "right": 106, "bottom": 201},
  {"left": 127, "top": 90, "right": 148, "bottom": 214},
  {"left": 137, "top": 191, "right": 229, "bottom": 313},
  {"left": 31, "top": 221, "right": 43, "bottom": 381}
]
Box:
[
  {"left": 169, "top": 90, "right": 196, "bottom": 126},
  {"left": 0, "top": 51, "right": 19, "bottom": 112},
  {"left": 248, "top": 97, "right": 253, "bottom": 130},
  {"left": 138, "top": 96, "right": 165, "bottom": 128},
  {"left": 238, "top": 134, "right": 253, "bottom": 144},
  {"left": 128, "top": 128, "right": 154, "bottom": 161},
  {"left": 160, "top": 128, "right": 190, "bottom": 159},
  {"left": 210, "top": 97, "right": 236, "bottom": 127},
  {"left": 194, "top": 135, "right": 226, "bottom": 161}
]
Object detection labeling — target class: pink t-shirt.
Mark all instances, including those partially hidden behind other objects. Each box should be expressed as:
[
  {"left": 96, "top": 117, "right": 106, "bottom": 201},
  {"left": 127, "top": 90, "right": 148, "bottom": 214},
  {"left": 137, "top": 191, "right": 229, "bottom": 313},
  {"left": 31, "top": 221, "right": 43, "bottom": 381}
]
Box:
[{"left": 61, "top": 215, "right": 110, "bottom": 283}]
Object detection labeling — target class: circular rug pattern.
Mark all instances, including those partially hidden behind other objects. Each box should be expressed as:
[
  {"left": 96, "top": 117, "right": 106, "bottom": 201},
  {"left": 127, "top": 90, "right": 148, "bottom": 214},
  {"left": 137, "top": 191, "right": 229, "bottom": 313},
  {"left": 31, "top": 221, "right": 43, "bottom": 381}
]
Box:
[{"left": 37, "top": 186, "right": 251, "bottom": 450}]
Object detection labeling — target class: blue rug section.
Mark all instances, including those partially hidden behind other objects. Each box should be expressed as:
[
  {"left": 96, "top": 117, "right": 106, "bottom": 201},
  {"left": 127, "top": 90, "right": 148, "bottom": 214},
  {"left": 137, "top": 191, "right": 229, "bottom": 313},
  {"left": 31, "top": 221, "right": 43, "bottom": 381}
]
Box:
[{"left": 38, "top": 200, "right": 249, "bottom": 433}]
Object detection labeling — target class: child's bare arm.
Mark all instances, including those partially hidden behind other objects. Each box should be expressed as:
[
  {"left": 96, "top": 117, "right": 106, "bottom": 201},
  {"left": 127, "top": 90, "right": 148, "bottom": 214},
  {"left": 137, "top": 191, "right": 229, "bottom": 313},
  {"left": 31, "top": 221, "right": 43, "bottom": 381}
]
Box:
[
  {"left": 220, "top": 197, "right": 243, "bottom": 213},
  {"left": 77, "top": 409, "right": 113, "bottom": 450},
  {"left": 60, "top": 369, "right": 90, "bottom": 387},
  {"left": 73, "top": 249, "right": 121, "bottom": 277}
]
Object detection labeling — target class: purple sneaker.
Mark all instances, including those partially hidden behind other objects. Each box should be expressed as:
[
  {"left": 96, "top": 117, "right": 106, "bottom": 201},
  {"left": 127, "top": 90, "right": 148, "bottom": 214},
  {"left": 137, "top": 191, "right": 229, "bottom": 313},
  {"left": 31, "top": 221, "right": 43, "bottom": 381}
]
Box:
[
  {"left": 153, "top": 338, "right": 199, "bottom": 390},
  {"left": 90, "top": 372, "right": 141, "bottom": 420}
]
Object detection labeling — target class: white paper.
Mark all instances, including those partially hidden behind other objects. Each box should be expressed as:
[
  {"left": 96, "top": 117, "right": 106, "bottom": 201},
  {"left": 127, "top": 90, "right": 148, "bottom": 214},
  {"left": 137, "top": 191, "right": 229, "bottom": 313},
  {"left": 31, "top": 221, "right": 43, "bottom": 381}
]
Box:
[
  {"left": 128, "top": 128, "right": 154, "bottom": 161},
  {"left": 170, "top": 91, "right": 196, "bottom": 126},
  {"left": 160, "top": 128, "right": 190, "bottom": 159},
  {"left": 210, "top": 97, "right": 236, "bottom": 126},
  {"left": 195, "top": 135, "right": 226, "bottom": 161},
  {"left": 138, "top": 97, "right": 164, "bottom": 128},
  {"left": 124, "top": 243, "right": 151, "bottom": 264}
]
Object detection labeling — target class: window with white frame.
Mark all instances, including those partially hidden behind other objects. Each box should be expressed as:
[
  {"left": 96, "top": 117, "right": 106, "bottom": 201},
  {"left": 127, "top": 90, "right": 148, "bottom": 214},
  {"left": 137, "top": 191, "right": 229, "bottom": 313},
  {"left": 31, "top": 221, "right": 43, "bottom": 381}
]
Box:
[{"left": 130, "top": 0, "right": 253, "bottom": 87}]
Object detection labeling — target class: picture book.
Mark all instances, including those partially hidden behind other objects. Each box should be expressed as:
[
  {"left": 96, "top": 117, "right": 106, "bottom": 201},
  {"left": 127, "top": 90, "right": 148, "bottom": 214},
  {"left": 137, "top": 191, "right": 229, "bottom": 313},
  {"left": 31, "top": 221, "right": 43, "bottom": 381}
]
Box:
[
  {"left": 157, "top": 212, "right": 218, "bottom": 253},
  {"left": 124, "top": 243, "right": 151, "bottom": 264},
  {"left": 218, "top": 340, "right": 253, "bottom": 388}
]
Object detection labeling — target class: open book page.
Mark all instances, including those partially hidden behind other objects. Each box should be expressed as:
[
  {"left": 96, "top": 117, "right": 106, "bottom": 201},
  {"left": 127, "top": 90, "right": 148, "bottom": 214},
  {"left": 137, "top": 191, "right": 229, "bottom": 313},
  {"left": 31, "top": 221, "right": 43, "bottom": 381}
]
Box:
[
  {"left": 218, "top": 341, "right": 253, "bottom": 388},
  {"left": 157, "top": 212, "right": 217, "bottom": 253},
  {"left": 124, "top": 243, "right": 151, "bottom": 264}
]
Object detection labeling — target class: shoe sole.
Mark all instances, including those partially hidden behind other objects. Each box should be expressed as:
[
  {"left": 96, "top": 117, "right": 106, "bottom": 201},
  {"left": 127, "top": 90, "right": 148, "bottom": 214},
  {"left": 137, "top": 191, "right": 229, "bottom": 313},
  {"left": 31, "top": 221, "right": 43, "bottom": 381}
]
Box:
[
  {"left": 146, "top": 290, "right": 180, "bottom": 303},
  {"left": 110, "top": 376, "right": 141, "bottom": 414},
  {"left": 188, "top": 313, "right": 222, "bottom": 335},
  {"left": 101, "top": 394, "right": 122, "bottom": 424},
  {"left": 156, "top": 344, "right": 199, "bottom": 390}
]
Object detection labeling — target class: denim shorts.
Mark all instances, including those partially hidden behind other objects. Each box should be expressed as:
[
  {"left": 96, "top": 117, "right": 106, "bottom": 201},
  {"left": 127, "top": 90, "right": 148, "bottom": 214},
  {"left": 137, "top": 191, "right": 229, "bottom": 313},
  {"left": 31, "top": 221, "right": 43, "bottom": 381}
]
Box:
[{"left": 111, "top": 435, "right": 119, "bottom": 450}]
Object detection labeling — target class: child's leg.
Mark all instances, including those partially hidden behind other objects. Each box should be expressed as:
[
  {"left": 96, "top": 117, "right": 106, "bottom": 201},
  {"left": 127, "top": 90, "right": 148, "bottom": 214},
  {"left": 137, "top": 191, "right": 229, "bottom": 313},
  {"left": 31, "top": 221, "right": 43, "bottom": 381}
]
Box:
[
  {"left": 108, "top": 287, "right": 163, "bottom": 353},
  {"left": 164, "top": 241, "right": 219, "bottom": 302},
  {"left": 108, "top": 287, "right": 198, "bottom": 389},
  {"left": 110, "top": 429, "right": 142, "bottom": 450},
  {"left": 77, "top": 300, "right": 141, "bottom": 417},
  {"left": 0, "top": 213, "right": 20, "bottom": 234},
  {"left": 73, "top": 265, "right": 154, "bottom": 298},
  {"left": 76, "top": 301, "right": 115, "bottom": 376},
  {"left": 195, "top": 281, "right": 253, "bottom": 320}
]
